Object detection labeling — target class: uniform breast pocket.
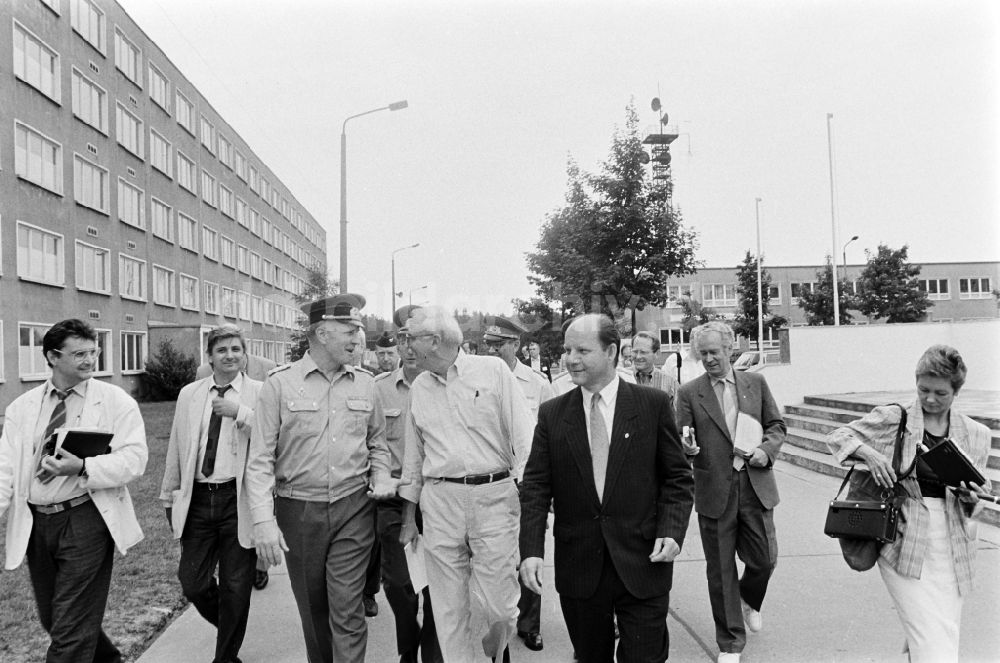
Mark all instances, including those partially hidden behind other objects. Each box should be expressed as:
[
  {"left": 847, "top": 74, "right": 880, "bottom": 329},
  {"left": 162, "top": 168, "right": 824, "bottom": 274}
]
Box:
[
  {"left": 285, "top": 399, "right": 320, "bottom": 434},
  {"left": 384, "top": 408, "right": 402, "bottom": 440},
  {"left": 346, "top": 399, "right": 373, "bottom": 436}
]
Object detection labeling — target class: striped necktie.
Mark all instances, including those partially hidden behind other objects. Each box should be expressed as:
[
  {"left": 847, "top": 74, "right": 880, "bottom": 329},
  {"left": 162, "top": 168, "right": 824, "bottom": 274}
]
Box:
[
  {"left": 590, "top": 393, "right": 610, "bottom": 501},
  {"left": 36, "top": 388, "right": 69, "bottom": 482}
]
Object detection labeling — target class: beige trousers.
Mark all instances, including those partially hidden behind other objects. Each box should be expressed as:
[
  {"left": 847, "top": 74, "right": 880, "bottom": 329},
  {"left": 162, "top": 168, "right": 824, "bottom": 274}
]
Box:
[{"left": 420, "top": 478, "right": 520, "bottom": 661}]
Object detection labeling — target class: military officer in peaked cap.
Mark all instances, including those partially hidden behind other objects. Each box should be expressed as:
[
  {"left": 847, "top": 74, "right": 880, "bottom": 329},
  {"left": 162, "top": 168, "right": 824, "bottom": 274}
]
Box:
[
  {"left": 484, "top": 317, "right": 554, "bottom": 652},
  {"left": 246, "top": 293, "right": 396, "bottom": 663}
]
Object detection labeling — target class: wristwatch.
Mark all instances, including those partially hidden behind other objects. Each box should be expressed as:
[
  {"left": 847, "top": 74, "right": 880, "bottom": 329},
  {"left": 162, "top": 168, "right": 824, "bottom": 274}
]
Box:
[{"left": 78, "top": 458, "right": 88, "bottom": 478}]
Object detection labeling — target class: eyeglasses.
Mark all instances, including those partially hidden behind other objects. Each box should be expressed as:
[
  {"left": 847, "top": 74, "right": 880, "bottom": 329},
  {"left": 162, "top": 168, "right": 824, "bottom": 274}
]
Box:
[
  {"left": 53, "top": 348, "right": 101, "bottom": 362},
  {"left": 399, "top": 333, "right": 436, "bottom": 346}
]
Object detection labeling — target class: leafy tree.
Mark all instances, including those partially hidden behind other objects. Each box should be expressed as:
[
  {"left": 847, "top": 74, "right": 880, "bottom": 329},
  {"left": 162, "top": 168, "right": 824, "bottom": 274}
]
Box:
[
  {"left": 526, "top": 102, "right": 699, "bottom": 325},
  {"left": 732, "top": 250, "right": 787, "bottom": 346},
  {"left": 288, "top": 266, "right": 339, "bottom": 361},
  {"left": 797, "top": 257, "right": 855, "bottom": 326},
  {"left": 512, "top": 297, "right": 564, "bottom": 360},
  {"left": 678, "top": 291, "right": 720, "bottom": 334},
  {"left": 143, "top": 338, "right": 198, "bottom": 401},
  {"left": 855, "top": 244, "right": 931, "bottom": 323}
]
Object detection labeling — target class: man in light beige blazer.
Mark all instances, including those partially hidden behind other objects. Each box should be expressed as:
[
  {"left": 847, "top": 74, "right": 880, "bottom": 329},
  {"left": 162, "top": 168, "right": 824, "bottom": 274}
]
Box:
[{"left": 161, "top": 324, "right": 262, "bottom": 663}]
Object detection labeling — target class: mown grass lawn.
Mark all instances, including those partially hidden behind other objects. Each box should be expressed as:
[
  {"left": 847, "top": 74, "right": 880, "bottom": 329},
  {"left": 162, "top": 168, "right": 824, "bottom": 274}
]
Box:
[{"left": 0, "top": 401, "right": 186, "bottom": 663}]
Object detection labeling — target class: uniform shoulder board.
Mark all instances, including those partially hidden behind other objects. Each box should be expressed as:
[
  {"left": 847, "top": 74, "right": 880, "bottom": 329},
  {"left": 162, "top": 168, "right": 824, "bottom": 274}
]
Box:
[
  {"left": 354, "top": 365, "right": 374, "bottom": 376},
  {"left": 267, "top": 363, "right": 292, "bottom": 377},
  {"left": 374, "top": 371, "right": 392, "bottom": 382},
  {"left": 532, "top": 368, "right": 548, "bottom": 381}
]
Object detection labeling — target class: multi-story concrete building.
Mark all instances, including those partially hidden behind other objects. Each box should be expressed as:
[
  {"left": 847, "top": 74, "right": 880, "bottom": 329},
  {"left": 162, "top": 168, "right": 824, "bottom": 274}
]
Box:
[
  {"left": 636, "top": 260, "right": 999, "bottom": 351},
  {"left": 1, "top": 0, "right": 326, "bottom": 412}
]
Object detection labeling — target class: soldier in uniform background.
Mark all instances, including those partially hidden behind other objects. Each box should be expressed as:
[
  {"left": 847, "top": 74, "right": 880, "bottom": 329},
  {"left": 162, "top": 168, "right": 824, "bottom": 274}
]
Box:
[
  {"left": 246, "top": 294, "right": 396, "bottom": 663},
  {"left": 484, "top": 317, "right": 554, "bottom": 652},
  {"left": 375, "top": 332, "right": 402, "bottom": 376}
]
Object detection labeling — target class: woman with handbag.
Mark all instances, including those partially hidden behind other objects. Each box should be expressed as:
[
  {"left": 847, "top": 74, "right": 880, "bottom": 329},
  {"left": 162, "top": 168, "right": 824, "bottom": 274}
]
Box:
[{"left": 825, "top": 345, "right": 992, "bottom": 662}]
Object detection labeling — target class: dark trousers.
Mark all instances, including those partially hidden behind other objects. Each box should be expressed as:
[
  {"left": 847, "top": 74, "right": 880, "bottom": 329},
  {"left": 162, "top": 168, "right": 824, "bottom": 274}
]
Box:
[
  {"left": 559, "top": 549, "right": 671, "bottom": 663},
  {"left": 516, "top": 579, "right": 541, "bottom": 634},
  {"left": 377, "top": 498, "right": 442, "bottom": 663},
  {"left": 178, "top": 483, "right": 256, "bottom": 663},
  {"left": 698, "top": 469, "right": 778, "bottom": 654},
  {"left": 277, "top": 488, "right": 374, "bottom": 663},
  {"left": 364, "top": 509, "right": 381, "bottom": 597},
  {"left": 26, "top": 499, "right": 122, "bottom": 663}
]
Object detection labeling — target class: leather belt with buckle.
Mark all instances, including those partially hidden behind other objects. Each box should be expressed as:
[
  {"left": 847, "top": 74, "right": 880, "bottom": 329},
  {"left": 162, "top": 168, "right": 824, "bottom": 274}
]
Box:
[
  {"left": 194, "top": 479, "right": 237, "bottom": 491},
  {"left": 437, "top": 470, "right": 510, "bottom": 485},
  {"left": 29, "top": 493, "right": 92, "bottom": 515}
]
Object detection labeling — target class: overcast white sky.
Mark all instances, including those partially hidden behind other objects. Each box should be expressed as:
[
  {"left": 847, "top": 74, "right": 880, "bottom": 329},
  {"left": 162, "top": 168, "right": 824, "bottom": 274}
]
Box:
[{"left": 119, "top": 0, "right": 999, "bottom": 320}]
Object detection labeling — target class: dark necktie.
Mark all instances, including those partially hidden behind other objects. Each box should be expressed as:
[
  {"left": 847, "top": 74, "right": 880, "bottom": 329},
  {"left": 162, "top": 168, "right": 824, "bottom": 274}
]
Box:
[
  {"left": 636, "top": 371, "right": 651, "bottom": 385},
  {"left": 36, "top": 389, "right": 69, "bottom": 482},
  {"left": 202, "top": 384, "right": 232, "bottom": 478}
]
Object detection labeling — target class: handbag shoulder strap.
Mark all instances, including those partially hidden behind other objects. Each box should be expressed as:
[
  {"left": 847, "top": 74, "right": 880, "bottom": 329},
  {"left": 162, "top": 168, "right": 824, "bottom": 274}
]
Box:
[{"left": 889, "top": 403, "right": 917, "bottom": 480}]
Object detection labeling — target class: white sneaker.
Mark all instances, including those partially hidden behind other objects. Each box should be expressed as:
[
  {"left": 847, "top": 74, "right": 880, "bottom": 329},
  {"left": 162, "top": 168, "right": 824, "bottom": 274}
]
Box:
[
  {"left": 718, "top": 653, "right": 741, "bottom": 663},
  {"left": 741, "top": 599, "right": 762, "bottom": 633}
]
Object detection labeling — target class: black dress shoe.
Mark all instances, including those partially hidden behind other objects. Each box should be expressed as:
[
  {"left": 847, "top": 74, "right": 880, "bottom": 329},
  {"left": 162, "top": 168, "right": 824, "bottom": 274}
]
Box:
[
  {"left": 491, "top": 645, "right": 510, "bottom": 663},
  {"left": 363, "top": 595, "right": 379, "bottom": 617},
  {"left": 253, "top": 570, "right": 269, "bottom": 590},
  {"left": 517, "top": 630, "right": 544, "bottom": 651}
]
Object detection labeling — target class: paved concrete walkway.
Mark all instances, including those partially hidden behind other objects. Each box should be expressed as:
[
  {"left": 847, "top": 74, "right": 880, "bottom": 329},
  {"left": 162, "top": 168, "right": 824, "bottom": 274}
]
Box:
[{"left": 138, "top": 462, "right": 1000, "bottom": 663}]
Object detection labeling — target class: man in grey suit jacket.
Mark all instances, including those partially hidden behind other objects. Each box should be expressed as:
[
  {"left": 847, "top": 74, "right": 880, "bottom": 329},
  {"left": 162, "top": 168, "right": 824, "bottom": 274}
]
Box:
[
  {"left": 675, "top": 322, "right": 785, "bottom": 663},
  {"left": 161, "top": 324, "right": 262, "bottom": 663}
]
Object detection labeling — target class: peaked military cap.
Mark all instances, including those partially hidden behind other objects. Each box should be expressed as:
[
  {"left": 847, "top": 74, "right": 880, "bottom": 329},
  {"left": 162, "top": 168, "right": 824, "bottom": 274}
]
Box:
[
  {"left": 301, "top": 293, "right": 365, "bottom": 326},
  {"left": 375, "top": 331, "right": 396, "bottom": 348},
  {"left": 483, "top": 316, "right": 525, "bottom": 342},
  {"left": 394, "top": 305, "right": 422, "bottom": 332}
]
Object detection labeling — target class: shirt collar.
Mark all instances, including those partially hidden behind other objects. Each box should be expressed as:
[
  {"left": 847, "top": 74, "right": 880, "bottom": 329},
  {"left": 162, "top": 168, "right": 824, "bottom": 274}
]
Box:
[
  {"left": 710, "top": 370, "right": 735, "bottom": 388},
  {"left": 582, "top": 374, "right": 620, "bottom": 408},
  {"left": 213, "top": 371, "right": 244, "bottom": 393},
  {"left": 46, "top": 378, "right": 88, "bottom": 399},
  {"left": 393, "top": 366, "right": 414, "bottom": 388},
  {"left": 303, "top": 350, "right": 355, "bottom": 381}
]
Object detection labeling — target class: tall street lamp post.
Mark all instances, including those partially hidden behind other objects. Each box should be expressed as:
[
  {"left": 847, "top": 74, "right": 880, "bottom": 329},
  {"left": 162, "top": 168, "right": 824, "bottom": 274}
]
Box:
[
  {"left": 827, "top": 113, "right": 842, "bottom": 327},
  {"left": 409, "top": 285, "right": 428, "bottom": 307},
  {"left": 339, "top": 99, "right": 409, "bottom": 292},
  {"left": 841, "top": 235, "right": 859, "bottom": 284},
  {"left": 755, "top": 197, "right": 765, "bottom": 359},
  {"left": 391, "top": 243, "right": 419, "bottom": 320}
]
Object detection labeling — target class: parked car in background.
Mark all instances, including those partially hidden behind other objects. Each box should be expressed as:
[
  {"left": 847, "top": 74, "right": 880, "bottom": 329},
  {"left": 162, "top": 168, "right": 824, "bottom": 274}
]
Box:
[{"left": 732, "top": 350, "right": 781, "bottom": 371}]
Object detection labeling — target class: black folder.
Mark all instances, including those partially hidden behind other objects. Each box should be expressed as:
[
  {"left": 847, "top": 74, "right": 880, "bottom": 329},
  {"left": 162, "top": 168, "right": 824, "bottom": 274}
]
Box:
[
  {"left": 55, "top": 429, "right": 113, "bottom": 458},
  {"left": 917, "top": 438, "right": 986, "bottom": 488}
]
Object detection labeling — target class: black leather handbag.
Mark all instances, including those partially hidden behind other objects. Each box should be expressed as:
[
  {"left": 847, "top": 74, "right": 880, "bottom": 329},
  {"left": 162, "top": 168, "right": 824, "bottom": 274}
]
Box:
[{"left": 824, "top": 405, "right": 914, "bottom": 571}]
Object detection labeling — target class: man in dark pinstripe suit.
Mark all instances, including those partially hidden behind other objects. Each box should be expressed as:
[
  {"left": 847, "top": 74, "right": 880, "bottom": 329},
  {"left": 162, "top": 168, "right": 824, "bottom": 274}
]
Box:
[{"left": 519, "top": 315, "right": 694, "bottom": 663}]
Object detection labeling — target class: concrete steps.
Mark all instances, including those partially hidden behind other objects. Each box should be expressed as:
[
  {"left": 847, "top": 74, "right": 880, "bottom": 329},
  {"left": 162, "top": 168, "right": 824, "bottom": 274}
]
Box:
[{"left": 780, "top": 395, "right": 1000, "bottom": 526}]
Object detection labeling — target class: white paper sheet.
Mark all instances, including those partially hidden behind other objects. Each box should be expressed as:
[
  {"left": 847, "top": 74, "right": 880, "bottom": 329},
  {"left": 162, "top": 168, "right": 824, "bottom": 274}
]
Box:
[
  {"left": 733, "top": 412, "right": 764, "bottom": 457},
  {"left": 404, "top": 535, "right": 428, "bottom": 593}
]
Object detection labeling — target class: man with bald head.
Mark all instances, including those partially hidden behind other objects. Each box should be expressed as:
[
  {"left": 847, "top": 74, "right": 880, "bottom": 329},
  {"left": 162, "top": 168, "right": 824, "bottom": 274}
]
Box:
[
  {"left": 398, "top": 306, "right": 534, "bottom": 662},
  {"left": 519, "top": 314, "right": 694, "bottom": 663}
]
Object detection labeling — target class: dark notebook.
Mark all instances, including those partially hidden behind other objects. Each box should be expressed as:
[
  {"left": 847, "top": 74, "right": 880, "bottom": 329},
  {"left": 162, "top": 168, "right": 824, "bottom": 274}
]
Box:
[
  {"left": 918, "top": 438, "right": 986, "bottom": 488},
  {"left": 55, "top": 428, "right": 113, "bottom": 458}
]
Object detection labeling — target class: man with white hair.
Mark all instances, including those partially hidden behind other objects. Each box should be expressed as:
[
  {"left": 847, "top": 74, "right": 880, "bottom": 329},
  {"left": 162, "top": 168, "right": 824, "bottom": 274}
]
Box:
[
  {"left": 676, "top": 321, "right": 785, "bottom": 663},
  {"left": 398, "top": 306, "right": 534, "bottom": 662}
]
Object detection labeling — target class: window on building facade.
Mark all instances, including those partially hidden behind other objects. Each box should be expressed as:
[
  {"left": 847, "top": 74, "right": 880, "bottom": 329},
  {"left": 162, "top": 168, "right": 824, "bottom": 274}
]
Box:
[
  {"left": 178, "top": 212, "right": 197, "bottom": 252},
  {"left": 220, "top": 235, "right": 235, "bottom": 267},
  {"left": 119, "top": 253, "right": 146, "bottom": 300},
  {"left": 175, "top": 90, "right": 195, "bottom": 134},
  {"left": 151, "top": 197, "right": 173, "bottom": 242},
  {"left": 176, "top": 151, "right": 196, "bottom": 193},
  {"left": 114, "top": 29, "right": 141, "bottom": 86},
  {"left": 150, "top": 129, "right": 171, "bottom": 176},
  {"left": 117, "top": 178, "right": 144, "bottom": 229},
  {"left": 249, "top": 165, "right": 259, "bottom": 194},
  {"left": 261, "top": 176, "right": 270, "bottom": 202},
  {"left": 71, "top": 0, "right": 106, "bottom": 53},
  {"left": 121, "top": 331, "right": 146, "bottom": 374},
  {"left": 204, "top": 281, "right": 219, "bottom": 314},
  {"left": 17, "top": 222, "right": 64, "bottom": 286},
  {"left": 918, "top": 278, "right": 950, "bottom": 300},
  {"left": 251, "top": 296, "right": 263, "bottom": 323},
  {"left": 148, "top": 62, "right": 169, "bottom": 112},
  {"left": 251, "top": 211, "right": 262, "bottom": 237},
  {"left": 115, "top": 102, "right": 143, "bottom": 158},
  {"left": 217, "top": 134, "right": 232, "bottom": 168},
  {"left": 202, "top": 226, "right": 218, "bottom": 261},
  {"left": 235, "top": 150, "right": 248, "bottom": 181},
  {"left": 179, "top": 273, "right": 198, "bottom": 311},
  {"left": 262, "top": 258, "right": 273, "bottom": 285},
  {"left": 75, "top": 240, "right": 110, "bottom": 294},
  {"left": 152, "top": 264, "right": 175, "bottom": 306},
  {"left": 92, "top": 328, "right": 112, "bottom": 376},
  {"left": 71, "top": 68, "right": 107, "bottom": 132},
  {"left": 959, "top": 277, "right": 991, "bottom": 299},
  {"left": 659, "top": 328, "right": 688, "bottom": 348},
  {"left": 200, "top": 116, "right": 215, "bottom": 154},
  {"left": 14, "top": 21, "right": 61, "bottom": 103},
  {"left": 222, "top": 286, "right": 236, "bottom": 318},
  {"left": 15, "top": 122, "right": 63, "bottom": 194},
  {"left": 39, "top": 0, "right": 60, "bottom": 14},
  {"left": 237, "top": 245, "right": 250, "bottom": 274},
  {"left": 790, "top": 282, "right": 815, "bottom": 300},
  {"left": 201, "top": 169, "right": 217, "bottom": 206},
  {"left": 702, "top": 283, "right": 737, "bottom": 307},
  {"left": 73, "top": 154, "right": 109, "bottom": 213},
  {"left": 235, "top": 198, "right": 248, "bottom": 227},
  {"left": 768, "top": 284, "right": 781, "bottom": 304},
  {"left": 219, "top": 185, "right": 234, "bottom": 218},
  {"left": 19, "top": 322, "right": 51, "bottom": 379},
  {"left": 238, "top": 291, "right": 251, "bottom": 321},
  {"left": 250, "top": 251, "right": 262, "bottom": 280}
]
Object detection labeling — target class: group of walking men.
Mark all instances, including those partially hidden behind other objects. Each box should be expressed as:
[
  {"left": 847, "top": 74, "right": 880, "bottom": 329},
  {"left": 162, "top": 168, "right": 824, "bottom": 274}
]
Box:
[{"left": 0, "top": 295, "right": 785, "bottom": 663}]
